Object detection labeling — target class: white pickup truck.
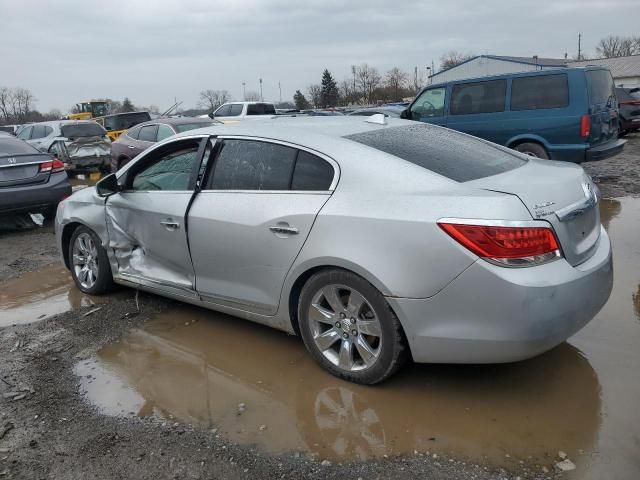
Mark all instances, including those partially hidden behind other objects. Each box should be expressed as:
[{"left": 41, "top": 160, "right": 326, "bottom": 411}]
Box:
[{"left": 208, "top": 102, "right": 277, "bottom": 123}]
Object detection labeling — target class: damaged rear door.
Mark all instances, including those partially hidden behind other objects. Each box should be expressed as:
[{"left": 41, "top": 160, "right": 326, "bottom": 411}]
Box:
[{"left": 105, "top": 137, "right": 205, "bottom": 296}]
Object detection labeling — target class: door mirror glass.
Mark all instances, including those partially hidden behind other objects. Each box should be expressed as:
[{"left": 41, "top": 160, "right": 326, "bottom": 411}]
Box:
[
  {"left": 96, "top": 173, "right": 120, "bottom": 197},
  {"left": 400, "top": 108, "right": 410, "bottom": 119}
]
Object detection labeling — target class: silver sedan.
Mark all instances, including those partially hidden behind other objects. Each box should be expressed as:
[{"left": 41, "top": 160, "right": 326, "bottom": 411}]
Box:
[{"left": 55, "top": 116, "right": 613, "bottom": 384}]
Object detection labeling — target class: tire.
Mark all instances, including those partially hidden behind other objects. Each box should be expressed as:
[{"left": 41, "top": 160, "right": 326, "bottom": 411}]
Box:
[
  {"left": 68, "top": 226, "right": 114, "bottom": 295},
  {"left": 298, "top": 269, "right": 407, "bottom": 384},
  {"left": 514, "top": 142, "right": 549, "bottom": 159}
]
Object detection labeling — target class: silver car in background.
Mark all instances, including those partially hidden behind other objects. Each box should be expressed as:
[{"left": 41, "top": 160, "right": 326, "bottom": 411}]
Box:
[
  {"left": 17, "top": 120, "right": 111, "bottom": 171},
  {"left": 55, "top": 117, "right": 613, "bottom": 384}
]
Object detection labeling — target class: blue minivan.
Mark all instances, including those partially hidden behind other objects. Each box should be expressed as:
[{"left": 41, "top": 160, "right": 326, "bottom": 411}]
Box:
[{"left": 402, "top": 67, "right": 625, "bottom": 162}]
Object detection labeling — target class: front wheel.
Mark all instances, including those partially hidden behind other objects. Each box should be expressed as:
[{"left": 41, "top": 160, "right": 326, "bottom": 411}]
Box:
[
  {"left": 298, "top": 269, "right": 407, "bottom": 384},
  {"left": 69, "top": 226, "right": 114, "bottom": 295}
]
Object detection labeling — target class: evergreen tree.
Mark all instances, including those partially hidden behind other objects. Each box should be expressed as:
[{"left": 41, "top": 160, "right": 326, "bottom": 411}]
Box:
[
  {"left": 293, "top": 90, "right": 310, "bottom": 110},
  {"left": 119, "top": 97, "right": 135, "bottom": 113},
  {"left": 320, "top": 69, "right": 339, "bottom": 108}
]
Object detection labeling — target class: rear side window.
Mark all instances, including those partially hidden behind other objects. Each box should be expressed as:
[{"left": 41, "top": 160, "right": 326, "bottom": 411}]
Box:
[
  {"left": 175, "top": 122, "right": 215, "bottom": 133},
  {"left": 292, "top": 151, "right": 334, "bottom": 190},
  {"left": 586, "top": 70, "right": 616, "bottom": 105},
  {"left": 247, "top": 103, "right": 276, "bottom": 115},
  {"left": 60, "top": 123, "right": 106, "bottom": 138},
  {"left": 345, "top": 124, "right": 526, "bottom": 183},
  {"left": 450, "top": 80, "right": 506, "bottom": 115},
  {"left": 138, "top": 125, "right": 158, "bottom": 142},
  {"left": 0, "top": 138, "right": 40, "bottom": 155},
  {"left": 209, "top": 139, "right": 296, "bottom": 190},
  {"left": 511, "top": 74, "right": 569, "bottom": 111}
]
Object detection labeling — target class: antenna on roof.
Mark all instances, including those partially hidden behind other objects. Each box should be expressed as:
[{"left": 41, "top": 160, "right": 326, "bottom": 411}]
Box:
[{"left": 366, "top": 113, "right": 387, "bottom": 125}]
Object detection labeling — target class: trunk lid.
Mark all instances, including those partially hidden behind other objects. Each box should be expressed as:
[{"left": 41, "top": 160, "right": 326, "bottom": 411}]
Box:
[
  {"left": 0, "top": 153, "right": 52, "bottom": 187},
  {"left": 586, "top": 69, "right": 619, "bottom": 146},
  {"left": 64, "top": 136, "right": 111, "bottom": 159},
  {"left": 467, "top": 160, "right": 600, "bottom": 266}
]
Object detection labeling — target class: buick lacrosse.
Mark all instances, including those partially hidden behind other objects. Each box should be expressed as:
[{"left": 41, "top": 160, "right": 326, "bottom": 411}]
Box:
[{"left": 56, "top": 116, "right": 613, "bottom": 384}]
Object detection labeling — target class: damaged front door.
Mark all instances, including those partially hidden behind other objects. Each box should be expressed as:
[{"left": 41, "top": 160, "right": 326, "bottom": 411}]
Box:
[{"left": 105, "top": 137, "right": 204, "bottom": 296}]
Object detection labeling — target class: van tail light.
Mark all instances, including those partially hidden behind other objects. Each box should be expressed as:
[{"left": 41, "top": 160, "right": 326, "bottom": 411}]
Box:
[
  {"left": 39, "top": 158, "right": 65, "bottom": 173},
  {"left": 580, "top": 114, "right": 591, "bottom": 138},
  {"left": 438, "top": 222, "right": 561, "bottom": 267}
]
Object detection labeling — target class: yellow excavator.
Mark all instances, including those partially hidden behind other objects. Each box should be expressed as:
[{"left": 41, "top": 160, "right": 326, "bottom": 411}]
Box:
[{"left": 67, "top": 101, "right": 108, "bottom": 121}]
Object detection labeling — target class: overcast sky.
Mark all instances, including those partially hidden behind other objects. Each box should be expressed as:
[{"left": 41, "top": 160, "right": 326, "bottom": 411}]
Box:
[{"left": 1, "top": 0, "right": 638, "bottom": 112}]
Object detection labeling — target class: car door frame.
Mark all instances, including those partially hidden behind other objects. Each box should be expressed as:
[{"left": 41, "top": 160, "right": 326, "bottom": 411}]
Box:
[
  {"left": 107, "top": 134, "right": 210, "bottom": 299},
  {"left": 190, "top": 134, "right": 340, "bottom": 317}
]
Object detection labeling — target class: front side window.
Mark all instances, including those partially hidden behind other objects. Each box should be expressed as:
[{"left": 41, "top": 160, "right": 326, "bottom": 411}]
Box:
[
  {"left": 127, "top": 127, "right": 140, "bottom": 140},
  {"left": 130, "top": 142, "right": 200, "bottom": 191},
  {"left": 291, "top": 151, "right": 334, "bottom": 190},
  {"left": 156, "top": 124, "right": 174, "bottom": 141},
  {"left": 410, "top": 88, "right": 446, "bottom": 118},
  {"left": 138, "top": 125, "right": 158, "bottom": 142},
  {"left": 31, "top": 125, "right": 47, "bottom": 139},
  {"left": 228, "top": 104, "right": 243, "bottom": 116},
  {"left": 450, "top": 79, "right": 506, "bottom": 115},
  {"left": 511, "top": 74, "right": 569, "bottom": 111},
  {"left": 214, "top": 104, "right": 231, "bottom": 117},
  {"left": 209, "top": 139, "right": 296, "bottom": 190}
]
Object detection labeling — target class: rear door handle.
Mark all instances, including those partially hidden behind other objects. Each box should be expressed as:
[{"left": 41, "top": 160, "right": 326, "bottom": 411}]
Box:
[
  {"left": 127, "top": 145, "right": 135, "bottom": 149},
  {"left": 269, "top": 225, "right": 299, "bottom": 235},
  {"left": 161, "top": 220, "right": 180, "bottom": 230}
]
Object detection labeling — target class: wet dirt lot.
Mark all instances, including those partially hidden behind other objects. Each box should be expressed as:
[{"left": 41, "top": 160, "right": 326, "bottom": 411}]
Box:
[{"left": 1, "top": 139, "right": 639, "bottom": 479}]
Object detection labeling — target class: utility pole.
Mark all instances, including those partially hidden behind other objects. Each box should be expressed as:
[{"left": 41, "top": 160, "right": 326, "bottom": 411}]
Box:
[
  {"left": 242, "top": 82, "right": 246, "bottom": 101},
  {"left": 578, "top": 33, "right": 582, "bottom": 60},
  {"left": 259, "top": 78, "right": 263, "bottom": 102},
  {"left": 278, "top": 81, "right": 282, "bottom": 104},
  {"left": 414, "top": 66, "right": 418, "bottom": 91}
]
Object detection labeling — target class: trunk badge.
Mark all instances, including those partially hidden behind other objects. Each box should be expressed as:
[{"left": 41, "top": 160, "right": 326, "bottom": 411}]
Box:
[{"left": 7, "top": 157, "right": 16, "bottom": 164}]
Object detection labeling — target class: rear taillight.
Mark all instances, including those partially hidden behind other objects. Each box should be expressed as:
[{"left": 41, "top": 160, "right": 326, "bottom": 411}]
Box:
[
  {"left": 580, "top": 114, "right": 591, "bottom": 138},
  {"left": 39, "top": 158, "right": 65, "bottom": 173},
  {"left": 620, "top": 100, "right": 640, "bottom": 106},
  {"left": 438, "top": 222, "right": 561, "bottom": 267}
]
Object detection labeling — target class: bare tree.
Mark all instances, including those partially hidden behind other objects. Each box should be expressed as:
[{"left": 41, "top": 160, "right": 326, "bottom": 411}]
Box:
[
  {"left": 439, "top": 51, "right": 475, "bottom": 71},
  {"left": 339, "top": 79, "right": 352, "bottom": 106},
  {"left": 356, "top": 63, "right": 381, "bottom": 105},
  {"left": 199, "top": 89, "right": 231, "bottom": 111},
  {"left": 385, "top": 67, "right": 408, "bottom": 101},
  {"left": 595, "top": 35, "right": 640, "bottom": 58},
  {"left": 245, "top": 91, "right": 260, "bottom": 101},
  {"left": 0, "top": 87, "right": 11, "bottom": 121},
  {"left": 307, "top": 84, "right": 322, "bottom": 108}
]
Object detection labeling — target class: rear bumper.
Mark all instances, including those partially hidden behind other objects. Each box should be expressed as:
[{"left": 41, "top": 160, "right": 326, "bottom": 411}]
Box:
[
  {"left": 585, "top": 138, "right": 626, "bottom": 162},
  {"left": 0, "top": 172, "right": 71, "bottom": 214},
  {"left": 387, "top": 227, "right": 613, "bottom": 363},
  {"left": 65, "top": 155, "right": 111, "bottom": 171}
]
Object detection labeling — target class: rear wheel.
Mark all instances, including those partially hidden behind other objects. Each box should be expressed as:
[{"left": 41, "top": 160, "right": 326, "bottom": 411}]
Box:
[
  {"left": 514, "top": 142, "right": 549, "bottom": 159},
  {"left": 298, "top": 269, "right": 407, "bottom": 384},
  {"left": 69, "top": 226, "right": 114, "bottom": 295}
]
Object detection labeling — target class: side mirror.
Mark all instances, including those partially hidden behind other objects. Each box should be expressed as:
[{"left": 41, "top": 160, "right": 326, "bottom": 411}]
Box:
[
  {"left": 96, "top": 173, "right": 121, "bottom": 197},
  {"left": 400, "top": 108, "right": 411, "bottom": 120},
  {"left": 208, "top": 112, "right": 214, "bottom": 119}
]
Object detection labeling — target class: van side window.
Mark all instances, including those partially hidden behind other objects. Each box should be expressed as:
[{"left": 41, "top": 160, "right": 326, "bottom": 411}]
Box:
[
  {"left": 450, "top": 80, "right": 506, "bottom": 115},
  {"left": 410, "top": 88, "right": 446, "bottom": 119},
  {"left": 511, "top": 74, "right": 569, "bottom": 111}
]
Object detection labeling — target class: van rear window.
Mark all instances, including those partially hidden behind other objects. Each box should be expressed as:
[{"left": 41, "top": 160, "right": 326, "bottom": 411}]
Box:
[
  {"left": 586, "top": 70, "right": 615, "bottom": 105},
  {"left": 345, "top": 124, "right": 526, "bottom": 182},
  {"left": 511, "top": 74, "right": 569, "bottom": 111}
]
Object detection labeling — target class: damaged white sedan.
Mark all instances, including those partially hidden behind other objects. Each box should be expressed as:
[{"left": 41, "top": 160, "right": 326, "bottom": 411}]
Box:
[
  {"left": 17, "top": 120, "right": 111, "bottom": 171},
  {"left": 55, "top": 117, "right": 613, "bottom": 384}
]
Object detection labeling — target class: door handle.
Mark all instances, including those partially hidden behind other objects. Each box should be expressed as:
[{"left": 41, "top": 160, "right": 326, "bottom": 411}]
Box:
[
  {"left": 269, "top": 225, "right": 299, "bottom": 235},
  {"left": 161, "top": 220, "right": 180, "bottom": 230},
  {"left": 127, "top": 145, "right": 135, "bottom": 149}
]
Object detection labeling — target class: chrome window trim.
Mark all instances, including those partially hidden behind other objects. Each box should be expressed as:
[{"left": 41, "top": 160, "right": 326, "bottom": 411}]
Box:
[{"left": 201, "top": 134, "right": 340, "bottom": 192}]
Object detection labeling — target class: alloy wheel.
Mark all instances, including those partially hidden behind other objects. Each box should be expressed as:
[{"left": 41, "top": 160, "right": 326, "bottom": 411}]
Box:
[
  {"left": 72, "top": 232, "right": 99, "bottom": 289},
  {"left": 308, "top": 284, "right": 383, "bottom": 372}
]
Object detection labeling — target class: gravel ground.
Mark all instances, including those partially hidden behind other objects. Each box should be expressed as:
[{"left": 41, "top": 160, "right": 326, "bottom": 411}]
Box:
[{"left": 2, "top": 135, "right": 639, "bottom": 479}]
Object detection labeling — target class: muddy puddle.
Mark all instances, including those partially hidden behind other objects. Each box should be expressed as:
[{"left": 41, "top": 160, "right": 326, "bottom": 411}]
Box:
[
  {"left": 0, "top": 264, "right": 103, "bottom": 326},
  {"left": 75, "top": 199, "right": 640, "bottom": 477}
]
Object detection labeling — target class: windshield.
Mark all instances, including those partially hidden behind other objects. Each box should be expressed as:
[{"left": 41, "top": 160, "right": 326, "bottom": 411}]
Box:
[
  {"left": 0, "top": 137, "right": 41, "bottom": 155},
  {"left": 345, "top": 124, "right": 526, "bottom": 182},
  {"left": 61, "top": 123, "right": 106, "bottom": 138},
  {"left": 175, "top": 122, "right": 215, "bottom": 133},
  {"left": 104, "top": 112, "right": 151, "bottom": 131}
]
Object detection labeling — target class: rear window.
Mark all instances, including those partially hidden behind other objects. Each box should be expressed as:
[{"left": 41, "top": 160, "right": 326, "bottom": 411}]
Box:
[
  {"left": 586, "top": 70, "right": 615, "bottom": 105},
  {"left": 104, "top": 112, "right": 151, "bottom": 131},
  {"left": 61, "top": 123, "right": 106, "bottom": 138},
  {"left": 247, "top": 103, "right": 276, "bottom": 115},
  {"left": 511, "top": 74, "right": 569, "bottom": 111},
  {"left": 450, "top": 79, "right": 506, "bottom": 115},
  {"left": 345, "top": 124, "right": 526, "bottom": 183},
  {"left": 175, "top": 122, "right": 215, "bottom": 133},
  {"left": 0, "top": 138, "right": 40, "bottom": 155}
]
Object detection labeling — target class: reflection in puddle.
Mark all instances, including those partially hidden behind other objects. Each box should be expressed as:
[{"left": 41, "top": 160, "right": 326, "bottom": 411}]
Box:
[
  {"left": 75, "top": 198, "right": 640, "bottom": 477},
  {"left": 0, "top": 264, "right": 101, "bottom": 326}
]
